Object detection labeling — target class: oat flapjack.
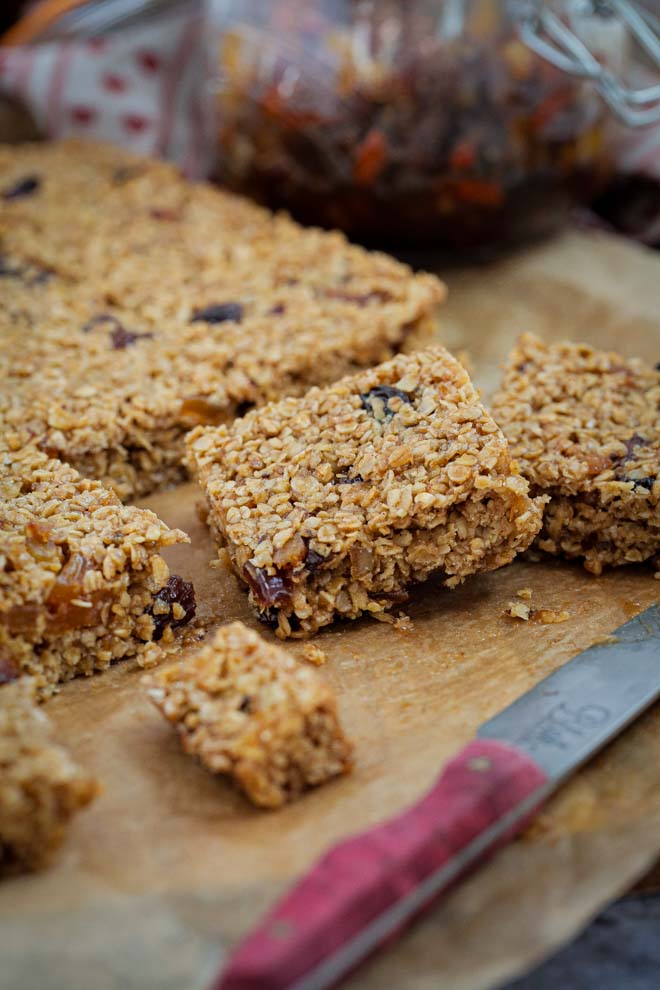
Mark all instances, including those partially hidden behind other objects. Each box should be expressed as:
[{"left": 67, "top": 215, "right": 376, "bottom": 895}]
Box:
[
  {"left": 0, "top": 140, "right": 444, "bottom": 501},
  {"left": 188, "top": 348, "right": 546, "bottom": 637},
  {"left": 492, "top": 334, "right": 660, "bottom": 573},
  {"left": 145, "top": 622, "right": 353, "bottom": 808}
]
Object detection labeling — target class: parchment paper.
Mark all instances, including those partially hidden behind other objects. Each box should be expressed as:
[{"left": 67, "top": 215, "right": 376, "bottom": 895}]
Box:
[{"left": 1, "top": 230, "right": 659, "bottom": 990}]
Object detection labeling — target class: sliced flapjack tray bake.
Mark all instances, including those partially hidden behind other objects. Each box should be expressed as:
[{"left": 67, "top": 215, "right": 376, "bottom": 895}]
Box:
[{"left": 1, "top": 138, "right": 659, "bottom": 878}]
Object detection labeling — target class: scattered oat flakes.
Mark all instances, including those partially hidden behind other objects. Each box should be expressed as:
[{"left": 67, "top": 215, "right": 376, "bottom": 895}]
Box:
[
  {"left": 301, "top": 643, "right": 327, "bottom": 666},
  {"left": 516, "top": 588, "right": 533, "bottom": 600},
  {"left": 533, "top": 608, "right": 570, "bottom": 625},
  {"left": 394, "top": 613, "right": 414, "bottom": 634},
  {"left": 506, "top": 601, "right": 531, "bottom": 621}
]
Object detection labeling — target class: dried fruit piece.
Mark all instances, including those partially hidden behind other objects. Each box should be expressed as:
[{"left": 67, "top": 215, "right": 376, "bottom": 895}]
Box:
[
  {"left": 353, "top": 128, "right": 387, "bottom": 187},
  {"left": 150, "top": 207, "right": 181, "bottom": 222},
  {"left": 244, "top": 561, "right": 292, "bottom": 610},
  {"left": 619, "top": 432, "right": 648, "bottom": 465},
  {"left": 82, "top": 313, "right": 120, "bottom": 334},
  {"left": 360, "top": 385, "right": 413, "bottom": 421},
  {"left": 2, "top": 175, "right": 40, "bottom": 200},
  {"left": 109, "top": 325, "right": 154, "bottom": 350},
  {"left": 149, "top": 575, "right": 196, "bottom": 641},
  {"left": 334, "top": 470, "right": 364, "bottom": 485},
  {"left": 191, "top": 302, "right": 244, "bottom": 324},
  {"left": 5, "top": 604, "right": 40, "bottom": 635},
  {"left": 43, "top": 554, "right": 110, "bottom": 634},
  {"left": 304, "top": 547, "right": 326, "bottom": 573},
  {"left": 81, "top": 313, "right": 154, "bottom": 349},
  {"left": 179, "top": 396, "right": 230, "bottom": 426},
  {"left": 47, "top": 554, "right": 89, "bottom": 606}
]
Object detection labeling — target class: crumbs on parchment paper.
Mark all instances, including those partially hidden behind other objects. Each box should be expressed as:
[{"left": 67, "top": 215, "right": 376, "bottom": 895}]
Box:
[
  {"left": 301, "top": 643, "right": 327, "bottom": 666},
  {"left": 505, "top": 602, "right": 570, "bottom": 624}
]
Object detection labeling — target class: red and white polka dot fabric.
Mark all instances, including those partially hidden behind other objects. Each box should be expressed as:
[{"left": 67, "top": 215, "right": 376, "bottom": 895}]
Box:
[{"left": 0, "top": 4, "right": 215, "bottom": 178}]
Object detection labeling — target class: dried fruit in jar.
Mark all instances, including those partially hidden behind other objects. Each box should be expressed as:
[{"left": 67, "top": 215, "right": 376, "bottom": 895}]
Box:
[{"left": 216, "top": 2, "right": 613, "bottom": 252}]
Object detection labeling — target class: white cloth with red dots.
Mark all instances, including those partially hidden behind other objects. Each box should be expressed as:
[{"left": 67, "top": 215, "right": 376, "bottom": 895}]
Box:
[{"left": 0, "top": 4, "right": 214, "bottom": 178}]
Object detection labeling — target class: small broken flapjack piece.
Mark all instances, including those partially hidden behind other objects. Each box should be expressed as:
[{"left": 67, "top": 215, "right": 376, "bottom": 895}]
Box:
[
  {"left": 505, "top": 601, "right": 531, "bottom": 621},
  {"left": 533, "top": 608, "right": 570, "bottom": 625},
  {"left": 0, "top": 680, "right": 98, "bottom": 875},
  {"left": 188, "top": 347, "right": 545, "bottom": 638},
  {"left": 144, "top": 622, "right": 353, "bottom": 809},
  {"left": 505, "top": 602, "right": 570, "bottom": 624},
  {"left": 493, "top": 334, "right": 659, "bottom": 574}
]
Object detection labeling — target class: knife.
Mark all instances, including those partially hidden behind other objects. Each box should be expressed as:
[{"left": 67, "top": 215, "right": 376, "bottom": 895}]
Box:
[{"left": 217, "top": 603, "right": 660, "bottom": 990}]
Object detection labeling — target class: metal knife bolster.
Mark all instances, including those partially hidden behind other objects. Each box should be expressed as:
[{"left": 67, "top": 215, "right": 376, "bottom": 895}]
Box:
[
  {"left": 479, "top": 605, "right": 660, "bottom": 781},
  {"left": 217, "top": 739, "right": 549, "bottom": 990}
]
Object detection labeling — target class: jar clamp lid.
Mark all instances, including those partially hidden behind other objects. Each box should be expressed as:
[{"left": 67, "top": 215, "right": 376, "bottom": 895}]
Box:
[{"left": 514, "top": 0, "right": 660, "bottom": 125}]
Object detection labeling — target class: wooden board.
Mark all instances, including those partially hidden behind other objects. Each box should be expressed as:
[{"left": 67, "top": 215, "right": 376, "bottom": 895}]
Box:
[{"left": 1, "top": 230, "right": 658, "bottom": 990}]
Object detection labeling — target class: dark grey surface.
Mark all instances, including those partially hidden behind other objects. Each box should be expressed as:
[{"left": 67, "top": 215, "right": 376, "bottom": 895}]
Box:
[
  {"left": 479, "top": 604, "right": 660, "bottom": 780},
  {"left": 502, "top": 893, "right": 660, "bottom": 990}
]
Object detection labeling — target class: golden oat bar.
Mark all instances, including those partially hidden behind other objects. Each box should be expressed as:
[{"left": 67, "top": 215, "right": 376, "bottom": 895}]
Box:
[
  {"left": 0, "top": 265, "right": 237, "bottom": 499},
  {"left": 0, "top": 141, "right": 444, "bottom": 500},
  {"left": 145, "top": 622, "right": 353, "bottom": 809},
  {"left": 0, "top": 442, "right": 195, "bottom": 697},
  {"left": 0, "top": 140, "right": 442, "bottom": 325},
  {"left": 0, "top": 679, "right": 98, "bottom": 874},
  {"left": 0, "top": 255, "right": 435, "bottom": 501},
  {"left": 0, "top": 141, "right": 443, "bottom": 342},
  {"left": 187, "top": 348, "right": 546, "bottom": 638},
  {"left": 492, "top": 334, "right": 660, "bottom": 573}
]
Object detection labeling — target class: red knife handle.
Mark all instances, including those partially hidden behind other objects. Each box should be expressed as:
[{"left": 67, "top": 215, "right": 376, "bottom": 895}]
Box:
[{"left": 216, "top": 739, "right": 549, "bottom": 990}]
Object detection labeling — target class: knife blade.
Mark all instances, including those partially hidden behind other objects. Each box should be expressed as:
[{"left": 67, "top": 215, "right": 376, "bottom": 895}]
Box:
[{"left": 217, "top": 603, "right": 660, "bottom": 990}]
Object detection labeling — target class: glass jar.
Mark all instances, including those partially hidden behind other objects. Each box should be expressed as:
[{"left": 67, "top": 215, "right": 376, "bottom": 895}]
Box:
[{"left": 212, "top": 0, "right": 624, "bottom": 254}]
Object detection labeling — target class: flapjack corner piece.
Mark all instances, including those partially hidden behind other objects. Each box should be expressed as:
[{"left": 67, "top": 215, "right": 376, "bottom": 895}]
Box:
[
  {"left": 144, "top": 622, "right": 353, "bottom": 809},
  {"left": 0, "top": 442, "right": 196, "bottom": 698},
  {"left": 492, "top": 334, "right": 659, "bottom": 573},
  {"left": 0, "top": 679, "right": 98, "bottom": 875},
  {"left": 187, "top": 347, "right": 545, "bottom": 637}
]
